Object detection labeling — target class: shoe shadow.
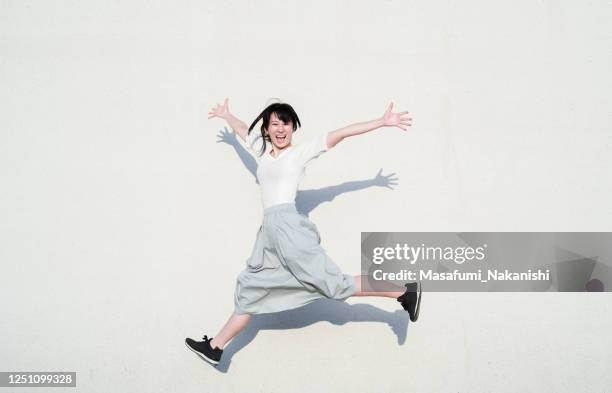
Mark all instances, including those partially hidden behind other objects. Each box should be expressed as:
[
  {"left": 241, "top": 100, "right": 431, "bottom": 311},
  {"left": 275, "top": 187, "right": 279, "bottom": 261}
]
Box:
[
  {"left": 214, "top": 299, "right": 411, "bottom": 373},
  {"left": 212, "top": 128, "right": 407, "bottom": 373}
]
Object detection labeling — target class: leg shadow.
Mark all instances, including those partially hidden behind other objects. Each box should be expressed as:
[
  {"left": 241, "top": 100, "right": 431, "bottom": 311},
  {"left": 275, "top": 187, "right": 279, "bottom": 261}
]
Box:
[{"left": 215, "top": 299, "right": 410, "bottom": 373}]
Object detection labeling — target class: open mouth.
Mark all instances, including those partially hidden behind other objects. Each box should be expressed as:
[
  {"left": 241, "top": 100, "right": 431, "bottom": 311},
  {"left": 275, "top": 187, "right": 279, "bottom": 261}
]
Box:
[{"left": 276, "top": 135, "right": 286, "bottom": 143}]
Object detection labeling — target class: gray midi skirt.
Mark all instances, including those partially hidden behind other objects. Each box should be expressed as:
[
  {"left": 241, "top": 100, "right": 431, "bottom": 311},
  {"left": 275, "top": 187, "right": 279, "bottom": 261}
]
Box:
[{"left": 234, "top": 203, "right": 357, "bottom": 314}]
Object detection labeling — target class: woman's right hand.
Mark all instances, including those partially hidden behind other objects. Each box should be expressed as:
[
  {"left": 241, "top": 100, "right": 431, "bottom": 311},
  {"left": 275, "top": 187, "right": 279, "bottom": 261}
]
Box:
[{"left": 208, "top": 98, "right": 231, "bottom": 120}]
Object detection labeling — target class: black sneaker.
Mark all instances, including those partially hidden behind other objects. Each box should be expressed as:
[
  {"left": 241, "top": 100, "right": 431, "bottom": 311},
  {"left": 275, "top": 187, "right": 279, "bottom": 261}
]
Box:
[
  {"left": 397, "top": 282, "right": 422, "bottom": 322},
  {"left": 185, "top": 335, "right": 223, "bottom": 366}
]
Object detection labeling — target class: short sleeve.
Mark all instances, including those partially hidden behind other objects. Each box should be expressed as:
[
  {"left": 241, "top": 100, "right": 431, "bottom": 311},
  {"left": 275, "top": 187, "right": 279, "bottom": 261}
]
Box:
[{"left": 296, "top": 131, "right": 330, "bottom": 166}]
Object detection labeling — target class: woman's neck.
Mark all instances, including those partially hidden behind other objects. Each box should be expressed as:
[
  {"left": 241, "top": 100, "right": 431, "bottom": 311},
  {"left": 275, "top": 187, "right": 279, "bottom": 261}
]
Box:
[{"left": 270, "top": 144, "right": 292, "bottom": 158}]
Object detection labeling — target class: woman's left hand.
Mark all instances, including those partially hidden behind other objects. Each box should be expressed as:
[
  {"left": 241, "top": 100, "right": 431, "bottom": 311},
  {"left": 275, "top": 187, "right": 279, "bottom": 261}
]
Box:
[{"left": 381, "top": 102, "right": 412, "bottom": 131}]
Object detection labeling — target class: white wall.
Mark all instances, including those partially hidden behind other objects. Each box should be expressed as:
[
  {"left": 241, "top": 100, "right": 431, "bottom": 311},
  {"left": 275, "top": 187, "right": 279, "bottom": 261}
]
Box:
[{"left": 1, "top": 1, "right": 611, "bottom": 392}]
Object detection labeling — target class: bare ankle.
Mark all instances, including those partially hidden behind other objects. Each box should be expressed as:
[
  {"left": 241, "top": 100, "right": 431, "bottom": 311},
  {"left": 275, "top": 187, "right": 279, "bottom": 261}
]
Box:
[{"left": 210, "top": 338, "right": 222, "bottom": 350}]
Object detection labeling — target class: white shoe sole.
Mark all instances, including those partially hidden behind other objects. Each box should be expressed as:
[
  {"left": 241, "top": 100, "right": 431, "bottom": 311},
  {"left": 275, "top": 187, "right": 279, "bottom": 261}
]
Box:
[{"left": 185, "top": 340, "right": 220, "bottom": 366}]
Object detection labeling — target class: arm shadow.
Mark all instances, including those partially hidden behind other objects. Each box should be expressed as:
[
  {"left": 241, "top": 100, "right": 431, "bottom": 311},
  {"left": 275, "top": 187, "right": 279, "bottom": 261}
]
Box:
[
  {"left": 211, "top": 129, "right": 407, "bottom": 373},
  {"left": 216, "top": 127, "right": 400, "bottom": 215}
]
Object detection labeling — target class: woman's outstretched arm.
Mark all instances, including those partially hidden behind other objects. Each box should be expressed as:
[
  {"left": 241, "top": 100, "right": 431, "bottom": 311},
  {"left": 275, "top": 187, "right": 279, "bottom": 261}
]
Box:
[
  {"left": 208, "top": 98, "right": 250, "bottom": 141},
  {"left": 327, "top": 102, "right": 412, "bottom": 148}
]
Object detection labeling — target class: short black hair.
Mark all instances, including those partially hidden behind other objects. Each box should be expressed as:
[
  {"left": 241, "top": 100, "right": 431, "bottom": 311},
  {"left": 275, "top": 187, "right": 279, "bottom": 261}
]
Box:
[{"left": 248, "top": 102, "right": 302, "bottom": 156}]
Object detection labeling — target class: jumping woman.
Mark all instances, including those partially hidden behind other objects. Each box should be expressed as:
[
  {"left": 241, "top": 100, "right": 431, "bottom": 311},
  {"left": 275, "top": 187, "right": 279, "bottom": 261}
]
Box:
[{"left": 185, "top": 98, "right": 422, "bottom": 366}]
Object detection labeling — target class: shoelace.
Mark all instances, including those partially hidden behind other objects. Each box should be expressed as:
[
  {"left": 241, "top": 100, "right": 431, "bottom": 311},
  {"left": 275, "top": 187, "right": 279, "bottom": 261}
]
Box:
[{"left": 202, "top": 335, "right": 222, "bottom": 352}]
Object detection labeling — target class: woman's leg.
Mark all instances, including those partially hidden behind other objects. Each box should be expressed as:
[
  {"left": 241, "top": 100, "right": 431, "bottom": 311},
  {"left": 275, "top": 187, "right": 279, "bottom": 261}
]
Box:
[
  {"left": 209, "top": 312, "right": 252, "bottom": 350},
  {"left": 351, "top": 275, "right": 405, "bottom": 298}
]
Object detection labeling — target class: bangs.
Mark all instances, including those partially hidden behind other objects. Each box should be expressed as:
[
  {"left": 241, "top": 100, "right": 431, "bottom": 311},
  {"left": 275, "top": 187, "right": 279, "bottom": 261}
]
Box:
[
  {"left": 263, "top": 103, "right": 301, "bottom": 131},
  {"left": 248, "top": 101, "right": 302, "bottom": 157},
  {"left": 271, "top": 110, "right": 294, "bottom": 124}
]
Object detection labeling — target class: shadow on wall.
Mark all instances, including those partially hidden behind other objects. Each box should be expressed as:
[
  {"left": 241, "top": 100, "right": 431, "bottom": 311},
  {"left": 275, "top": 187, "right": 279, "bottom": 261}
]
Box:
[
  {"left": 209, "top": 128, "right": 407, "bottom": 373},
  {"left": 213, "top": 298, "right": 411, "bottom": 373},
  {"left": 216, "top": 128, "right": 399, "bottom": 216}
]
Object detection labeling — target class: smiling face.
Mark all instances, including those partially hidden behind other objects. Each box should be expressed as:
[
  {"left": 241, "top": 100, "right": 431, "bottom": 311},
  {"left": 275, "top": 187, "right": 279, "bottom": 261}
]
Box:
[{"left": 266, "top": 112, "right": 294, "bottom": 150}]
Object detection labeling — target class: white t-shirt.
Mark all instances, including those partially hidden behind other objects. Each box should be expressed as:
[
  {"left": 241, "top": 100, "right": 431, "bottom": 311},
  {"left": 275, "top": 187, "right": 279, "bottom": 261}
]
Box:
[{"left": 241, "top": 129, "right": 330, "bottom": 209}]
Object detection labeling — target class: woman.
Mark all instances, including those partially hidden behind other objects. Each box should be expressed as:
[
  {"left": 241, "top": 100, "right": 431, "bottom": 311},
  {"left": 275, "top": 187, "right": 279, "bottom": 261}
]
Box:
[{"left": 186, "top": 98, "right": 421, "bottom": 366}]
